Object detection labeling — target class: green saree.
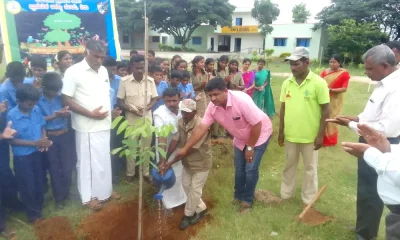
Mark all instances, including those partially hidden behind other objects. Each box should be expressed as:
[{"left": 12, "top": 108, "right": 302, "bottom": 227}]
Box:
[{"left": 252, "top": 69, "right": 275, "bottom": 117}]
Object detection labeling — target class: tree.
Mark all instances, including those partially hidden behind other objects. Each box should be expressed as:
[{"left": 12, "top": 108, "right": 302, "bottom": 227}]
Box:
[
  {"left": 327, "top": 19, "right": 388, "bottom": 62},
  {"left": 43, "top": 12, "right": 81, "bottom": 46},
  {"left": 147, "top": 0, "right": 235, "bottom": 50},
  {"left": 292, "top": 3, "right": 311, "bottom": 23},
  {"left": 115, "top": 0, "right": 145, "bottom": 34},
  {"left": 251, "top": 0, "right": 280, "bottom": 37},
  {"left": 315, "top": 0, "right": 400, "bottom": 40},
  {"left": 44, "top": 29, "right": 71, "bottom": 48}
]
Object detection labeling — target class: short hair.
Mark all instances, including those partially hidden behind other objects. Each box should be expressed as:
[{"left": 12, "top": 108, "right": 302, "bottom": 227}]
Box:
[
  {"left": 103, "top": 56, "right": 117, "bottom": 67},
  {"left": 149, "top": 65, "right": 163, "bottom": 74},
  {"left": 258, "top": 59, "right": 266, "bottom": 65},
  {"left": 57, "top": 50, "right": 71, "bottom": 62},
  {"left": 386, "top": 41, "right": 400, "bottom": 51},
  {"left": 30, "top": 56, "right": 47, "bottom": 70},
  {"left": 205, "top": 77, "right": 226, "bottom": 92},
  {"left": 170, "top": 70, "right": 183, "bottom": 79},
  {"left": 130, "top": 50, "right": 138, "bottom": 55},
  {"left": 162, "top": 87, "right": 180, "bottom": 98},
  {"left": 16, "top": 84, "right": 41, "bottom": 102},
  {"left": 6, "top": 62, "right": 25, "bottom": 79},
  {"left": 181, "top": 70, "right": 190, "bottom": 79},
  {"left": 362, "top": 45, "right": 396, "bottom": 66},
  {"left": 117, "top": 61, "right": 128, "bottom": 70},
  {"left": 148, "top": 50, "right": 155, "bottom": 57},
  {"left": 42, "top": 72, "right": 63, "bottom": 91},
  {"left": 130, "top": 54, "right": 145, "bottom": 66},
  {"left": 86, "top": 40, "right": 107, "bottom": 53}
]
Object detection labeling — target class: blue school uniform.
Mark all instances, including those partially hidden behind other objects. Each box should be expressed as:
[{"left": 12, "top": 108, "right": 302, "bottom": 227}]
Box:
[
  {"left": 178, "top": 83, "right": 195, "bottom": 100},
  {"left": 110, "top": 75, "right": 121, "bottom": 108},
  {"left": 0, "top": 80, "right": 18, "bottom": 110},
  {"left": 37, "top": 95, "right": 75, "bottom": 204},
  {"left": 6, "top": 106, "right": 45, "bottom": 222},
  {"left": 153, "top": 81, "right": 169, "bottom": 111}
]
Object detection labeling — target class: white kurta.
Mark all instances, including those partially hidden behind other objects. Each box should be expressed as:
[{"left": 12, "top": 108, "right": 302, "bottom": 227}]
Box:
[
  {"left": 75, "top": 130, "right": 112, "bottom": 204},
  {"left": 153, "top": 104, "right": 187, "bottom": 209}
]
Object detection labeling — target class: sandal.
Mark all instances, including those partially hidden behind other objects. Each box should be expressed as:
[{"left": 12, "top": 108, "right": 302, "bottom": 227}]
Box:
[
  {"left": 85, "top": 200, "right": 102, "bottom": 211},
  {"left": 111, "top": 192, "right": 121, "bottom": 200},
  {"left": 239, "top": 202, "right": 252, "bottom": 214}
]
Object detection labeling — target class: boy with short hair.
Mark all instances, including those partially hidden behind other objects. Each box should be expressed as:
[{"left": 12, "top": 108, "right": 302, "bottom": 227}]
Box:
[
  {"left": 37, "top": 72, "right": 75, "bottom": 209},
  {"left": 24, "top": 56, "right": 47, "bottom": 88},
  {"left": 7, "top": 84, "right": 52, "bottom": 222},
  {"left": 150, "top": 65, "right": 168, "bottom": 112},
  {"left": 130, "top": 50, "right": 138, "bottom": 57},
  {"left": 0, "top": 62, "right": 26, "bottom": 109},
  {"left": 148, "top": 50, "right": 155, "bottom": 64},
  {"left": 116, "top": 61, "right": 128, "bottom": 78},
  {"left": 170, "top": 70, "right": 182, "bottom": 88},
  {"left": 160, "top": 99, "right": 212, "bottom": 230},
  {"left": 178, "top": 70, "right": 195, "bottom": 100}
]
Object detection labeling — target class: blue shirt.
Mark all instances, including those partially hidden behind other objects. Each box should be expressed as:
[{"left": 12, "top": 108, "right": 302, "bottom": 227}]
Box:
[
  {"left": 110, "top": 88, "right": 116, "bottom": 109},
  {"left": 110, "top": 75, "right": 121, "bottom": 108},
  {"left": 0, "top": 79, "right": 34, "bottom": 109},
  {"left": 153, "top": 81, "right": 169, "bottom": 111},
  {"left": 178, "top": 83, "right": 195, "bottom": 100},
  {"left": 7, "top": 106, "right": 45, "bottom": 156},
  {"left": 23, "top": 77, "right": 35, "bottom": 84},
  {"left": 37, "top": 95, "right": 68, "bottom": 130}
]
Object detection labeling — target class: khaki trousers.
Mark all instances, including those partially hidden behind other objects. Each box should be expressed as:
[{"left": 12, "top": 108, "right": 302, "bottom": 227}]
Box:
[
  {"left": 182, "top": 168, "right": 209, "bottom": 216},
  {"left": 126, "top": 136, "right": 151, "bottom": 177},
  {"left": 280, "top": 141, "right": 318, "bottom": 204}
]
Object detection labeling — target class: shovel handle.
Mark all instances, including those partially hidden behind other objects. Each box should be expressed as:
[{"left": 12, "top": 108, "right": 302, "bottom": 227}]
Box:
[{"left": 299, "top": 185, "right": 327, "bottom": 219}]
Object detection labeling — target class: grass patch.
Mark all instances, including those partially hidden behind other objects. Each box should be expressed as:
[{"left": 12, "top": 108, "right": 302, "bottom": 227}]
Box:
[{"left": 6, "top": 77, "right": 382, "bottom": 240}]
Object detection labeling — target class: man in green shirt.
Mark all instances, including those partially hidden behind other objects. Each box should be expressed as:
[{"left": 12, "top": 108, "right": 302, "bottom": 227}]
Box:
[{"left": 278, "top": 47, "right": 330, "bottom": 205}]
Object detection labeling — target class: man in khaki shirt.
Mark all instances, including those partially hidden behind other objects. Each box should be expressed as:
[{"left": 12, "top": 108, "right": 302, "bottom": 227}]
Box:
[
  {"left": 117, "top": 55, "right": 158, "bottom": 182},
  {"left": 160, "top": 99, "right": 212, "bottom": 230}
]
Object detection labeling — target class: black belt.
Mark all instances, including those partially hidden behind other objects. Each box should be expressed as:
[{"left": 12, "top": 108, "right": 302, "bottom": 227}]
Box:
[{"left": 387, "top": 205, "right": 400, "bottom": 214}]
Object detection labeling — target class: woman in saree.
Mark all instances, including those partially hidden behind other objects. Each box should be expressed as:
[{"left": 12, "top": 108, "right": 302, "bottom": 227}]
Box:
[
  {"left": 252, "top": 59, "right": 275, "bottom": 117},
  {"left": 320, "top": 54, "right": 350, "bottom": 147},
  {"left": 241, "top": 58, "right": 255, "bottom": 97}
]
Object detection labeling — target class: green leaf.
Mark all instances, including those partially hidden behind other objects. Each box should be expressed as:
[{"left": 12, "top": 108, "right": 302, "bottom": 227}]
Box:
[
  {"left": 111, "top": 116, "right": 124, "bottom": 129},
  {"left": 117, "top": 120, "right": 129, "bottom": 135},
  {"left": 157, "top": 147, "right": 167, "bottom": 158},
  {"left": 111, "top": 147, "right": 123, "bottom": 155},
  {"left": 149, "top": 161, "right": 159, "bottom": 170},
  {"left": 149, "top": 151, "right": 155, "bottom": 159}
]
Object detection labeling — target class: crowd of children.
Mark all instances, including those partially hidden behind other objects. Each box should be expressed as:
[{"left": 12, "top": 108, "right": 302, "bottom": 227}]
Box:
[{"left": 0, "top": 48, "right": 275, "bottom": 235}]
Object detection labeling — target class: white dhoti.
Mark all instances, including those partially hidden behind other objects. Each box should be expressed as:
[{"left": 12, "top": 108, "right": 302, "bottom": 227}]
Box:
[{"left": 75, "top": 130, "right": 112, "bottom": 204}]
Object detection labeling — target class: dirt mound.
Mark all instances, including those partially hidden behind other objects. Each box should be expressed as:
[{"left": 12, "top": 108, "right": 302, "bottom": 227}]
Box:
[
  {"left": 35, "top": 216, "right": 77, "bottom": 240},
  {"left": 255, "top": 190, "right": 283, "bottom": 205},
  {"left": 297, "top": 208, "right": 333, "bottom": 226},
  {"left": 76, "top": 198, "right": 214, "bottom": 240}
]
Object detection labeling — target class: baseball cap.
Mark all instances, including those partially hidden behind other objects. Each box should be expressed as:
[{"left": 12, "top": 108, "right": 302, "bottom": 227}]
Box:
[
  {"left": 181, "top": 99, "right": 196, "bottom": 113},
  {"left": 285, "top": 47, "right": 310, "bottom": 61}
]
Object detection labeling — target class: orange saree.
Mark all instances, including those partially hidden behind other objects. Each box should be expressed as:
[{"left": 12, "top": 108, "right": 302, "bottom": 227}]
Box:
[{"left": 321, "top": 69, "right": 350, "bottom": 147}]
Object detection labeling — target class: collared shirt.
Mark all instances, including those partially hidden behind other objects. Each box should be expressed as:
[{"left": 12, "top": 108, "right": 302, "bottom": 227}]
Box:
[
  {"left": 117, "top": 74, "right": 158, "bottom": 124},
  {"left": 349, "top": 69, "right": 400, "bottom": 138},
  {"left": 62, "top": 59, "right": 111, "bottom": 132},
  {"left": 202, "top": 90, "right": 273, "bottom": 150},
  {"left": 37, "top": 95, "right": 68, "bottom": 130},
  {"left": 23, "top": 77, "right": 35, "bottom": 84},
  {"left": 110, "top": 75, "right": 121, "bottom": 108},
  {"left": 153, "top": 81, "right": 169, "bottom": 112},
  {"left": 0, "top": 79, "right": 20, "bottom": 109},
  {"left": 6, "top": 106, "right": 45, "bottom": 156},
  {"left": 153, "top": 104, "right": 181, "bottom": 134},
  {"left": 178, "top": 83, "right": 195, "bottom": 100},
  {"left": 280, "top": 70, "right": 330, "bottom": 143},
  {"left": 364, "top": 145, "right": 400, "bottom": 205},
  {"left": 173, "top": 116, "right": 212, "bottom": 173}
]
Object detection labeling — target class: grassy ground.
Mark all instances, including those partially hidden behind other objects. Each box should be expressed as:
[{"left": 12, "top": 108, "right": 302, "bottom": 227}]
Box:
[{"left": 5, "top": 77, "right": 382, "bottom": 240}]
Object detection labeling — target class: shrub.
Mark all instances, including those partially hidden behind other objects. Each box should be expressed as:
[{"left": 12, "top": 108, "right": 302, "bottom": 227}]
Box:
[
  {"left": 264, "top": 49, "right": 275, "bottom": 60},
  {"left": 358, "top": 63, "right": 365, "bottom": 69},
  {"left": 348, "top": 62, "right": 355, "bottom": 68},
  {"left": 279, "top": 52, "right": 291, "bottom": 59}
]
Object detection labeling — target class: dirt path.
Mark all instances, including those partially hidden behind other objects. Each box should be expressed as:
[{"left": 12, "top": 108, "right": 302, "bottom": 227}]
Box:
[{"left": 271, "top": 72, "right": 375, "bottom": 84}]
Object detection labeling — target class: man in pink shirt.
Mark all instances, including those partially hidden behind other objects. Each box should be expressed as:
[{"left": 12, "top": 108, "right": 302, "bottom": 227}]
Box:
[{"left": 174, "top": 77, "right": 273, "bottom": 213}]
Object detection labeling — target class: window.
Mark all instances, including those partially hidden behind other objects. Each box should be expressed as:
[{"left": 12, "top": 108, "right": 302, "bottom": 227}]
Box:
[
  {"left": 122, "top": 35, "right": 129, "bottom": 43},
  {"left": 151, "top": 36, "right": 160, "bottom": 43},
  {"left": 192, "top": 37, "right": 202, "bottom": 45},
  {"left": 235, "top": 18, "right": 243, "bottom": 26},
  {"left": 274, "top": 38, "right": 287, "bottom": 47},
  {"left": 162, "top": 36, "right": 168, "bottom": 45},
  {"left": 296, "top": 38, "right": 311, "bottom": 47},
  {"left": 175, "top": 38, "right": 182, "bottom": 45}
]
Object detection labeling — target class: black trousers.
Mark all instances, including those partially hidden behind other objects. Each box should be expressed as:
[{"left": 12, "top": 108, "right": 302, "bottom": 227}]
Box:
[
  {"left": 356, "top": 136, "right": 400, "bottom": 240},
  {"left": 110, "top": 128, "right": 125, "bottom": 184}
]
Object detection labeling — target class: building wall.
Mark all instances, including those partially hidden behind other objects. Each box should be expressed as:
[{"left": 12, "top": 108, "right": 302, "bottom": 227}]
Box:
[{"left": 264, "top": 23, "right": 327, "bottom": 59}]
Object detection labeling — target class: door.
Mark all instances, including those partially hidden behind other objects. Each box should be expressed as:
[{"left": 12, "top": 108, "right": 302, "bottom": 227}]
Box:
[
  {"left": 210, "top": 37, "right": 214, "bottom": 51},
  {"left": 234, "top": 38, "right": 241, "bottom": 52}
]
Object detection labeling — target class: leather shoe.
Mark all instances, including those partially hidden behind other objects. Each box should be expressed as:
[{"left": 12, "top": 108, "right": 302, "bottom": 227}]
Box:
[
  {"left": 189, "top": 209, "right": 207, "bottom": 225},
  {"left": 179, "top": 215, "right": 192, "bottom": 230}
]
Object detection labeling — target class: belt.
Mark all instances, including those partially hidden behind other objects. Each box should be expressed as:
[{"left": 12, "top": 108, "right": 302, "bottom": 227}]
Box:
[
  {"left": 47, "top": 129, "right": 68, "bottom": 136},
  {"left": 387, "top": 205, "right": 400, "bottom": 214}
]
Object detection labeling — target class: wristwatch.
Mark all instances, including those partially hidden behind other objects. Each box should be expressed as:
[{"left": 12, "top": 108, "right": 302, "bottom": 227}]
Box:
[{"left": 246, "top": 146, "right": 254, "bottom": 152}]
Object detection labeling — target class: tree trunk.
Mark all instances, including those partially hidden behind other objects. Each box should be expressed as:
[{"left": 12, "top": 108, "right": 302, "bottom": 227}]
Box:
[
  {"left": 57, "top": 42, "right": 62, "bottom": 48},
  {"left": 65, "top": 41, "right": 71, "bottom": 47}
]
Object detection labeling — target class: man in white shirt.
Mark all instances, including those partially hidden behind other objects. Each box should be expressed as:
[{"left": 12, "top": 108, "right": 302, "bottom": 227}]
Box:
[
  {"left": 342, "top": 124, "right": 400, "bottom": 240},
  {"left": 62, "top": 40, "right": 118, "bottom": 210},
  {"left": 153, "top": 87, "right": 187, "bottom": 211},
  {"left": 328, "top": 45, "right": 400, "bottom": 240}
]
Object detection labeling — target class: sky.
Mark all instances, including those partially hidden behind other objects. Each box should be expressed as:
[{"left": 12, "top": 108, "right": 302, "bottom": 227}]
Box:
[{"left": 229, "top": 0, "right": 332, "bottom": 24}]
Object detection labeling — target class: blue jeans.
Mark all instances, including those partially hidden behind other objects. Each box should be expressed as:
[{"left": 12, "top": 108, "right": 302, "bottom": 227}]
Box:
[{"left": 234, "top": 139, "right": 269, "bottom": 204}]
